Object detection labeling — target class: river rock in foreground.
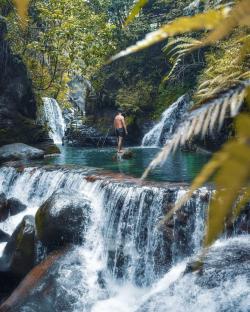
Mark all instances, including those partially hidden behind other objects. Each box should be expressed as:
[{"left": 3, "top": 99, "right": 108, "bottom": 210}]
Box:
[
  {"left": 0, "top": 143, "right": 44, "bottom": 162},
  {"left": 35, "top": 190, "right": 91, "bottom": 251},
  {"left": 0, "top": 247, "right": 69, "bottom": 312}
]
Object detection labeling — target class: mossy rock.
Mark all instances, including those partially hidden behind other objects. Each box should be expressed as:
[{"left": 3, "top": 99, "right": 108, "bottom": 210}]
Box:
[
  {"left": 113, "top": 149, "right": 134, "bottom": 160},
  {"left": 122, "top": 150, "right": 134, "bottom": 159},
  {"left": 35, "top": 190, "right": 91, "bottom": 251},
  {"left": 0, "top": 216, "right": 36, "bottom": 277},
  {"left": 44, "top": 145, "right": 60, "bottom": 155}
]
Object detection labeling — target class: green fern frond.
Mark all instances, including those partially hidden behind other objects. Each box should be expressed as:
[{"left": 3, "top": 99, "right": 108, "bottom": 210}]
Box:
[{"left": 163, "top": 37, "right": 201, "bottom": 81}]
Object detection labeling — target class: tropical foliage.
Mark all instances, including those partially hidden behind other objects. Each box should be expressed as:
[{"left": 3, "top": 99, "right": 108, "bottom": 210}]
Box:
[
  {"left": 12, "top": 0, "right": 250, "bottom": 249},
  {"left": 8, "top": 0, "right": 115, "bottom": 105}
]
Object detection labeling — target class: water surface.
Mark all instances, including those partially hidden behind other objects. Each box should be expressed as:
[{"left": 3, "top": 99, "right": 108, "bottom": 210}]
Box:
[{"left": 42, "top": 146, "right": 210, "bottom": 182}]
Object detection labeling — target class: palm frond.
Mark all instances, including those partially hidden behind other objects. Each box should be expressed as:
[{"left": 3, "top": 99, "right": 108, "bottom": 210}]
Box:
[{"left": 111, "top": 0, "right": 250, "bottom": 62}]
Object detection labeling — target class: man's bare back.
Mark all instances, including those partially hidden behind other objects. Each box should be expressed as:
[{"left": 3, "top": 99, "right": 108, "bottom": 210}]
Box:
[{"left": 114, "top": 115, "right": 124, "bottom": 129}]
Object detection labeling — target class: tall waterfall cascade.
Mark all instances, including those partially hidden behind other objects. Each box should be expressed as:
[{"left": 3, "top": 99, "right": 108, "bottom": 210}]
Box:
[
  {"left": 142, "top": 94, "right": 190, "bottom": 147},
  {"left": 43, "top": 97, "right": 66, "bottom": 144},
  {"left": 0, "top": 166, "right": 249, "bottom": 311}
]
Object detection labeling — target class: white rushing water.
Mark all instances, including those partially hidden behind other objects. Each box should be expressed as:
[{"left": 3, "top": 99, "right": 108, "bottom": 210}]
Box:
[
  {"left": 142, "top": 94, "right": 190, "bottom": 147},
  {"left": 43, "top": 97, "right": 66, "bottom": 144},
  {"left": 0, "top": 166, "right": 249, "bottom": 311}
]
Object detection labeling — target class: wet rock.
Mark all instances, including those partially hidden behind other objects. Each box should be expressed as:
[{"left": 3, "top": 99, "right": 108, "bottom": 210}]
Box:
[
  {"left": 0, "top": 196, "right": 26, "bottom": 222},
  {"left": 121, "top": 149, "right": 134, "bottom": 159},
  {"left": 0, "top": 143, "right": 44, "bottom": 162},
  {"left": 35, "top": 190, "right": 91, "bottom": 251},
  {"left": 136, "top": 237, "right": 250, "bottom": 312},
  {"left": 0, "top": 192, "right": 7, "bottom": 221},
  {"left": 0, "top": 216, "right": 36, "bottom": 299},
  {"left": 0, "top": 230, "right": 10, "bottom": 243},
  {"left": 65, "top": 125, "right": 116, "bottom": 147},
  {"left": 0, "top": 247, "right": 69, "bottom": 312},
  {"left": 6, "top": 198, "right": 26, "bottom": 216},
  {"left": 113, "top": 149, "right": 134, "bottom": 161},
  {"left": 0, "top": 17, "right": 53, "bottom": 147}
]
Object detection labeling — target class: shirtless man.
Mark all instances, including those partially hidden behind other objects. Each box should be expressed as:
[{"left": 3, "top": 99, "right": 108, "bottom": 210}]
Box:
[{"left": 114, "top": 110, "right": 128, "bottom": 153}]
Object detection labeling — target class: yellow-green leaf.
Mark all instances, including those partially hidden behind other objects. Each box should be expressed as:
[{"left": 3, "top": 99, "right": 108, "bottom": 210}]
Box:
[
  {"left": 204, "top": 143, "right": 250, "bottom": 246},
  {"left": 125, "top": 0, "right": 148, "bottom": 26}
]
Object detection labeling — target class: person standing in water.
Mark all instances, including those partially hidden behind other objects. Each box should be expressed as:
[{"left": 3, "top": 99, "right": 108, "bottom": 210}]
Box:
[{"left": 114, "top": 110, "right": 128, "bottom": 153}]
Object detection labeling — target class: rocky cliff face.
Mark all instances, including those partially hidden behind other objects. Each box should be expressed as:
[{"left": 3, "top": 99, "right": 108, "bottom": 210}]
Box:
[{"left": 0, "top": 17, "right": 52, "bottom": 149}]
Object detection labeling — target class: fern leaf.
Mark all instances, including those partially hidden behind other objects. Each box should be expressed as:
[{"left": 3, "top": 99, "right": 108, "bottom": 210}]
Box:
[{"left": 124, "top": 0, "right": 148, "bottom": 26}]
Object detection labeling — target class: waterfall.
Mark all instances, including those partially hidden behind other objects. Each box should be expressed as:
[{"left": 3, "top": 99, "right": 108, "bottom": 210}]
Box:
[
  {"left": 0, "top": 166, "right": 208, "bottom": 308},
  {"left": 142, "top": 95, "right": 190, "bottom": 147},
  {"left": 0, "top": 166, "right": 248, "bottom": 311},
  {"left": 43, "top": 97, "right": 66, "bottom": 144}
]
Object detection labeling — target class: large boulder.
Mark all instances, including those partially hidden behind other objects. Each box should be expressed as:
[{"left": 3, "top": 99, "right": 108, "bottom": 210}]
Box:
[
  {"left": 0, "top": 143, "right": 44, "bottom": 162},
  {"left": 0, "top": 216, "right": 36, "bottom": 277},
  {"left": 35, "top": 191, "right": 91, "bottom": 251}
]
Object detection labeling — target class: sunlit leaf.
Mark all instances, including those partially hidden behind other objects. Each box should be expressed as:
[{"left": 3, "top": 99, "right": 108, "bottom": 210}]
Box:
[{"left": 125, "top": 0, "right": 148, "bottom": 26}]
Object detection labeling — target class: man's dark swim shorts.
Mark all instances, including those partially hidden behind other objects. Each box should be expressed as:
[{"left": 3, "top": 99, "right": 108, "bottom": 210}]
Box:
[{"left": 115, "top": 128, "right": 125, "bottom": 138}]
